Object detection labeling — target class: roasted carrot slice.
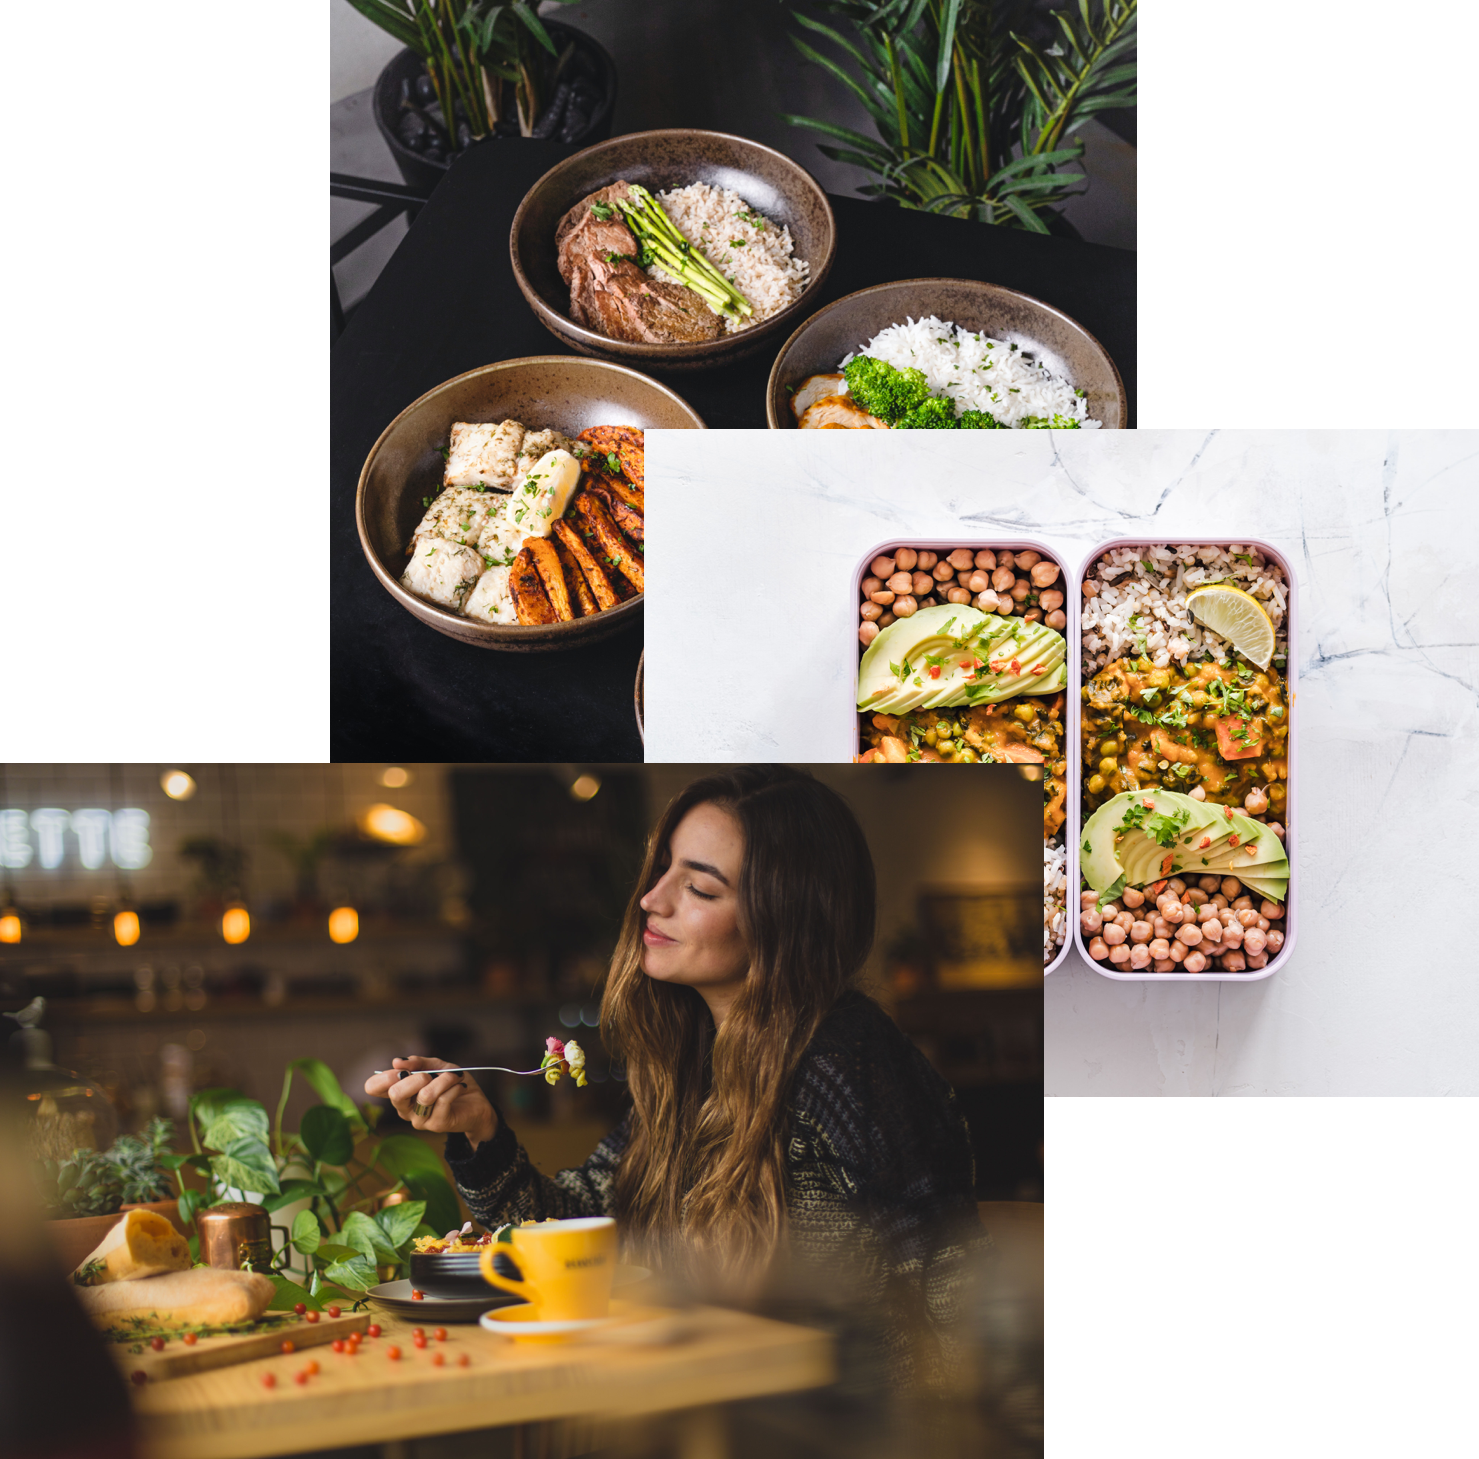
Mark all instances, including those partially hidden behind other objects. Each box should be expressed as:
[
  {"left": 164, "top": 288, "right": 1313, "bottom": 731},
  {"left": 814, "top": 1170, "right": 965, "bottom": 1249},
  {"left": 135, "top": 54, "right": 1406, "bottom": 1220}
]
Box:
[
  {"left": 553, "top": 518, "right": 619, "bottom": 611},
  {"left": 555, "top": 539, "right": 597, "bottom": 618},
  {"left": 577, "top": 425, "right": 644, "bottom": 491},
  {"left": 526, "top": 538, "right": 574, "bottom": 622},
  {"left": 509, "top": 549, "right": 557, "bottom": 625},
  {"left": 592, "top": 483, "right": 644, "bottom": 543},
  {"left": 574, "top": 492, "right": 643, "bottom": 594}
]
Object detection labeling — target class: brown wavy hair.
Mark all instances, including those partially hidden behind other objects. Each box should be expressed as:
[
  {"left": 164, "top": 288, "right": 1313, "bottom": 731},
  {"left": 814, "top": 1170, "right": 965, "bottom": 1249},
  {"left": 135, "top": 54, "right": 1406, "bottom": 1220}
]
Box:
[{"left": 601, "top": 766, "right": 876, "bottom": 1288}]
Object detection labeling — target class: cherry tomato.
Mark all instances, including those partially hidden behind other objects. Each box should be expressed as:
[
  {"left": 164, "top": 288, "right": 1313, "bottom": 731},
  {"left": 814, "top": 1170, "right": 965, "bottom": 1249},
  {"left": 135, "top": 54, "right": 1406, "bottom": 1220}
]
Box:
[
  {"left": 326, "top": 1304, "right": 342, "bottom": 1319},
  {"left": 412, "top": 1335, "right": 427, "bottom": 1349},
  {"left": 304, "top": 1310, "right": 320, "bottom": 1324},
  {"left": 262, "top": 1373, "right": 277, "bottom": 1389},
  {"left": 431, "top": 1351, "right": 445, "bottom": 1367},
  {"left": 412, "top": 1327, "right": 424, "bottom": 1339},
  {"left": 411, "top": 1290, "right": 424, "bottom": 1300},
  {"left": 387, "top": 1345, "right": 402, "bottom": 1361},
  {"left": 305, "top": 1360, "right": 320, "bottom": 1376},
  {"left": 366, "top": 1323, "right": 382, "bottom": 1338},
  {"left": 293, "top": 1303, "right": 306, "bottom": 1316},
  {"left": 294, "top": 1371, "right": 310, "bottom": 1386},
  {"left": 434, "top": 1328, "right": 447, "bottom": 1342},
  {"left": 130, "top": 1371, "right": 147, "bottom": 1387},
  {"left": 149, "top": 1337, "right": 166, "bottom": 1352},
  {"left": 457, "top": 1353, "right": 470, "bottom": 1367},
  {"left": 183, "top": 1333, "right": 198, "bottom": 1346},
  {"left": 280, "top": 1340, "right": 296, "bottom": 1355},
  {"left": 331, "top": 1340, "right": 346, "bottom": 1354}
]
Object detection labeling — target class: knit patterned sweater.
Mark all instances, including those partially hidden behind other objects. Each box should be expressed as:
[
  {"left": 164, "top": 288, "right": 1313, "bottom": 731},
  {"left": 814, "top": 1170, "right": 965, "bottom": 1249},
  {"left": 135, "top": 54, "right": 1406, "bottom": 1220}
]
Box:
[{"left": 444, "top": 991, "right": 986, "bottom": 1384}]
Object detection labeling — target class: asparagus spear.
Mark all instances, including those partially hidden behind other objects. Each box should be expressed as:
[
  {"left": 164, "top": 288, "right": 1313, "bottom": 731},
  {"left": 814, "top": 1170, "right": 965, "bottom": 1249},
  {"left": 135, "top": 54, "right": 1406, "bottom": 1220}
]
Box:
[{"left": 615, "top": 184, "right": 753, "bottom": 321}]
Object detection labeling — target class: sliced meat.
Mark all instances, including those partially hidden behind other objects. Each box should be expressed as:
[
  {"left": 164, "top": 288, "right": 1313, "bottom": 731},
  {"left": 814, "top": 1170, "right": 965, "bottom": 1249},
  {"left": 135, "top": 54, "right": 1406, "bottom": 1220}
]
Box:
[
  {"left": 553, "top": 518, "right": 619, "bottom": 611},
  {"left": 798, "top": 396, "right": 889, "bottom": 429},
  {"left": 791, "top": 374, "right": 846, "bottom": 420},
  {"left": 555, "top": 183, "right": 640, "bottom": 284},
  {"left": 573, "top": 491, "right": 644, "bottom": 594},
  {"left": 509, "top": 549, "right": 557, "bottom": 625},
  {"left": 555, "top": 539, "right": 598, "bottom": 617},
  {"left": 525, "top": 538, "right": 574, "bottom": 622}
]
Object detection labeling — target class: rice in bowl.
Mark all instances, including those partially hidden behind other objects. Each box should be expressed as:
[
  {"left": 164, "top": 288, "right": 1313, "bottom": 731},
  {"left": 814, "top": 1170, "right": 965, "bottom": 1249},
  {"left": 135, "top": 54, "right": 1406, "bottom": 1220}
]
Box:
[{"left": 1044, "top": 837, "right": 1068, "bottom": 965}]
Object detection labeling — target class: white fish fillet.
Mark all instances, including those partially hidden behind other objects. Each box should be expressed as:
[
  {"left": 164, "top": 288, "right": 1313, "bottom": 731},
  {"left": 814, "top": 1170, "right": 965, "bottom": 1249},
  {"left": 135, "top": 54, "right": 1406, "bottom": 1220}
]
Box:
[
  {"left": 444, "top": 420, "right": 525, "bottom": 490},
  {"left": 412, "top": 487, "right": 500, "bottom": 547},
  {"left": 463, "top": 566, "right": 517, "bottom": 624},
  {"left": 401, "top": 537, "right": 483, "bottom": 610}
]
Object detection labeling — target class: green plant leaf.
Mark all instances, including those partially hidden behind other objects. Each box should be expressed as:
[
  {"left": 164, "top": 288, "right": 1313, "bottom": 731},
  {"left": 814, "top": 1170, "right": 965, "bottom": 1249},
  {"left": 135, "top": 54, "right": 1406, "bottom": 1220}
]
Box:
[
  {"left": 312, "top": 1243, "right": 363, "bottom": 1264},
  {"left": 201, "top": 1097, "right": 270, "bottom": 1151},
  {"left": 210, "top": 1137, "right": 281, "bottom": 1196},
  {"left": 158, "top": 1151, "right": 211, "bottom": 1174},
  {"left": 290, "top": 1209, "right": 322, "bottom": 1255},
  {"left": 341, "top": 1210, "right": 399, "bottom": 1264},
  {"left": 936, "top": 0, "right": 963, "bottom": 92},
  {"left": 300, "top": 1105, "right": 354, "bottom": 1167},
  {"left": 374, "top": 1136, "right": 462, "bottom": 1235},
  {"left": 265, "top": 1273, "right": 327, "bottom": 1312},
  {"left": 261, "top": 1178, "right": 326, "bottom": 1213},
  {"left": 288, "top": 1058, "right": 367, "bottom": 1136},
  {"left": 340, "top": 0, "right": 425, "bottom": 54},
  {"left": 177, "top": 1188, "right": 205, "bottom": 1230},
  {"left": 374, "top": 1200, "right": 427, "bottom": 1252},
  {"left": 323, "top": 1254, "right": 379, "bottom": 1292},
  {"left": 510, "top": 2, "right": 555, "bottom": 54}
]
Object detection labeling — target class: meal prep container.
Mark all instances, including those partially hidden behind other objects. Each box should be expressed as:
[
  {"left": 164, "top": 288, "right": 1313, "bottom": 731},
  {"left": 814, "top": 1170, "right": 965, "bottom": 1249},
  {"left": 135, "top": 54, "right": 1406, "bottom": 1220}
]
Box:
[
  {"left": 1070, "top": 537, "right": 1298, "bottom": 982},
  {"left": 848, "top": 537, "right": 1077, "bottom": 977}
]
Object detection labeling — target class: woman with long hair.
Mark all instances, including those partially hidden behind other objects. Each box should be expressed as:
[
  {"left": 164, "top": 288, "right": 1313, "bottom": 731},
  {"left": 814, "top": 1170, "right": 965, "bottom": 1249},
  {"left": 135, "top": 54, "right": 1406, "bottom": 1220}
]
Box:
[{"left": 364, "top": 766, "right": 984, "bottom": 1382}]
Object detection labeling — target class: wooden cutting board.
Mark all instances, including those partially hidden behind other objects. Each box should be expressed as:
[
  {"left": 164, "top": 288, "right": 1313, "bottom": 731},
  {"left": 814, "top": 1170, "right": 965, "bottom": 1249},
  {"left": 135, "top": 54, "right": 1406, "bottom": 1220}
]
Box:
[{"left": 109, "top": 1310, "right": 370, "bottom": 1383}]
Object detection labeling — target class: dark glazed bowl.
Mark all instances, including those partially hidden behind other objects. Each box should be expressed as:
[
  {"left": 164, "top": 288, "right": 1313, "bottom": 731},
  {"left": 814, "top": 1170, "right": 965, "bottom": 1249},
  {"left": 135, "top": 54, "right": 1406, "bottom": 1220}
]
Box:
[
  {"left": 357, "top": 356, "right": 704, "bottom": 652},
  {"left": 510, "top": 129, "right": 836, "bottom": 372},
  {"left": 635, "top": 650, "right": 644, "bottom": 744},
  {"left": 765, "top": 279, "right": 1127, "bottom": 429},
  {"left": 409, "top": 1249, "right": 517, "bottom": 1298}
]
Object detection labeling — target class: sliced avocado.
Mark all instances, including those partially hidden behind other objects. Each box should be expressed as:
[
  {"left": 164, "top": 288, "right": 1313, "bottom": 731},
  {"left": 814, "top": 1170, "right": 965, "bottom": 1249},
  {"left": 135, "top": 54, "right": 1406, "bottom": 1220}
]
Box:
[
  {"left": 1118, "top": 792, "right": 1225, "bottom": 886},
  {"left": 1200, "top": 815, "right": 1288, "bottom": 874},
  {"left": 856, "top": 605, "right": 994, "bottom": 713},
  {"left": 961, "top": 619, "right": 1067, "bottom": 702},
  {"left": 1236, "top": 868, "right": 1289, "bottom": 902},
  {"left": 1081, "top": 792, "right": 1141, "bottom": 894}
]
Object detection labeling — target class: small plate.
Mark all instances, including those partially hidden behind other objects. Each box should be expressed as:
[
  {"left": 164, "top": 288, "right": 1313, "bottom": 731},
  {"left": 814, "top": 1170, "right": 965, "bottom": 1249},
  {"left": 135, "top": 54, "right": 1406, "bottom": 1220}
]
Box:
[
  {"left": 479, "top": 1297, "right": 666, "bottom": 1345},
  {"left": 366, "top": 1279, "right": 519, "bottom": 1324}
]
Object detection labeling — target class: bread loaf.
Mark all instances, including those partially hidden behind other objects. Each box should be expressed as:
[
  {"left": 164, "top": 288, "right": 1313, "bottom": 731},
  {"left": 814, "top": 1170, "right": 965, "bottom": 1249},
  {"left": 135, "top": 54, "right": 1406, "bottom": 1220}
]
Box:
[
  {"left": 76, "top": 1266, "right": 275, "bottom": 1330},
  {"left": 73, "top": 1208, "right": 191, "bottom": 1286}
]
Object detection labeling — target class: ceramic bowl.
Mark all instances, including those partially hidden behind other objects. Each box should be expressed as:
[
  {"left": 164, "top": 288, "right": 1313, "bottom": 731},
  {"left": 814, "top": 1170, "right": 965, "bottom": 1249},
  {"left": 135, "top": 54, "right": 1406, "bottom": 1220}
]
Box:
[
  {"left": 357, "top": 356, "right": 703, "bottom": 652},
  {"left": 764, "top": 278, "right": 1127, "bottom": 429},
  {"left": 510, "top": 129, "right": 836, "bottom": 372},
  {"left": 635, "top": 650, "right": 645, "bottom": 744}
]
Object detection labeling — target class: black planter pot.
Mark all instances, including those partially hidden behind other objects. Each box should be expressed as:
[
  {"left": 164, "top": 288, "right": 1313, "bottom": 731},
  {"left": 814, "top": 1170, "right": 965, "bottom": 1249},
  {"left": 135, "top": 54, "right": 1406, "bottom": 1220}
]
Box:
[{"left": 373, "top": 24, "right": 618, "bottom": 196}]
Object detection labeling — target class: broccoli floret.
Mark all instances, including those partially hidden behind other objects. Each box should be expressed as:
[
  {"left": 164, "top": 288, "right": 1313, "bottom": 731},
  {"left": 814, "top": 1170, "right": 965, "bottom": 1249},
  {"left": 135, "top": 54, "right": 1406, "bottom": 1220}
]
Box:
[
  {"left": 894, "top": 396, "right": 961, "bottom": 430},
  {"left": 956, "top": 409, "right": 1005, "bottom": 429},
  {"left": 842, "top": 356, "right": 932, "bottom": 424},
  {"left": 1018, "top": 413, "right": 1082, "bottom": 429}
]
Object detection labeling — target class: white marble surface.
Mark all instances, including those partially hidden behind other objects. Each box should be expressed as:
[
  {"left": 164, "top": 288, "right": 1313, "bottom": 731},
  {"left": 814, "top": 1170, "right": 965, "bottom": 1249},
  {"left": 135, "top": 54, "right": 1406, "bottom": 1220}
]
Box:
[{"left": 645, "top": 429, "right": 1479, "bottom": 1095}]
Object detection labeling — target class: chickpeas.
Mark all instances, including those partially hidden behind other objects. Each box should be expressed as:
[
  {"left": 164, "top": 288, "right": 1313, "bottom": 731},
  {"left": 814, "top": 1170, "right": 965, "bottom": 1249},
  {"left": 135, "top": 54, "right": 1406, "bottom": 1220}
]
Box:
[
  {"left": 1198, "top": 875, "right": 1220, "bottom": 894},
  {"left": 1082, "top": 579, "right": 1099, "bottom": 597},
  {"left": 1088, "top": 936, "right": 1109, "bottom": 961},
  {"left": 1174, "top": 924, "right": 1203, "bottom": 947},
  {"left": 1188, "top": 784, "right": 1206, "bottom": 801},
  {"left": 1153, "top": 959, "right": 1176, "bottom": 973},
  {"left": 1080, "top": 891, "right": 1099, "bottom": 909},
  {"left": 1201, "top": 919, "right": 1222, "bottom": 944},
  {"left": 1023, "top": 608, "right": 1043, "bottom": 622},
  {"left": 1152, "top": 918, "right": 1173, "bottom": 939},
  {"left": 1014, "top": 703, "right": 1036, "bottom": 724},
  {"left": 1182, "top": 951, "right": 1208, "bottom": 973},
  {"left": 859, "top": 622, "right": 879, "bottom": 646},
  {"left": 870, "top": 555, "right": 895, "bottom": 578},
  {"left": 1220, "top": 878, "right": 1242, "bottom": 900},
  {"left": 860, "top": 602, "right": 882, "bottom": 622},
  {"left": 1245, "top": 950, "right": 1268, "bottom": 969},
  {"left": 1120, "top": 887, "right": 1145, "bottom": 909},
  {"left": 1010, "top": 578, "right": 1032, "bottom": 603},
  {"left": 1086, "top": 773, "right": 1106, "bottom": 794},
  {"left": 1167, "top": 878, "right": 1187, "bottom": 896},
  {"left": 1265, "top": 929, "right": 1284, "bottom": 953},
  {"left": 1129, "top": 920, "right": 1153, "bottom": 943},
  {"left": 1128, "top": 944, "right": 1151, "bottom": 969},
  {"left": 1168, "top": 940, "right": 1187, "bottom": 963},
  {"left": 931, "top": 561, "right": 954, "bottom": 583},
  {"left": 887, "top": 571, "right": 912, "bottom": 594},
  {"left": 947, "top": 587, "right": 972, "bottom": 604},
  {"left": 1101, "top": 923, "right": 1126, "bottom": 946},
  {"left": 1014, "top": 549, "right": 1040, "bottom": 570},
  {"left": 1219, "top": 949, "right": 1247, "bottom": 972},
  {"left": 1039, "top": 589, "right": 1065, "bottom": 611},
  {"left": 993, "top": 593, "right": 1015, "bottom": 615},
  {"left": 997, "top": 551, "right": 1015, "bottom": 569},
  {"left": 1260, "top": 900, "right": 1284, "bottom": 921},
  {"left": 1029, "top": 560, "right": 1060, "bottom": 588},
  {"left": 1161, "top": 901, "right": 1185, "bottom": 925},
  {"left": 1185, "top": 888, "right": 1209, "bottom": 906},
  {"left": 893, "top": 595, "right": 918, "bottom": 617},
  {"left": 1046, "top": 609, "right": 1067, "bottom": 629},
  {"left": 1232, "top": 895, "right": 1253, "bottom": 911},
  {"left": 1149, "top": 938, "right": 1171, "bottom": 959},
  {"left": 861, "top": 576, "right": 882, "bottom": 597},
  {"left": 1081, "top": 909, "right": 1103, "bottom": 935},
  {"left": 877, "top": 611, "right": 896, "bottom": 628},
  {"left": 869, "top": 589, "right": 895, "bottom": 606},
  {"left": 974, "top": 549, "right": 995, "bottom": 570},
  {"left": 1099, "top": 757, "right": 1117, "bottom": 776},
  {"left": 1115, "top": 911, "right": 1134, "bottom": 931},
  {"left": 1197, "top": 903, "right": 1220, "bottom": 924},
  {"left": 1221, "top": 920, "right": 1244, "bottom": 948},
  {"left": 967, "top": 570, "right": 990, "bottom": 594},
  {"left": 991, "top": 566, "right": 1014, "bottom": 592},
  {"left": 947, "top": 548, "right": 974, "bottom": 571},
  {"left": 894, "top": 547, "right": 918, "bottom": 571},
  {"left": 1243, "top": 928, "right": 1267, "bottom": 956},
  {"left": 1108, "top": 943, "right": 1130, "bottom": 964},
  {"left": 910, "top": 573, "right": 934, "bottom": 598},
  {"left": 1244, "top": 787, "right": 1269, "bottom": 816}
]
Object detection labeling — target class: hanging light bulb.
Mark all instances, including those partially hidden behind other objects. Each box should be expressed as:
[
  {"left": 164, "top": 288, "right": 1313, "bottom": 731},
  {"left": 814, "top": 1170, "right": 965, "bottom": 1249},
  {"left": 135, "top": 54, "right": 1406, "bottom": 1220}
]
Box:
[
  {"left": 0, "top": 908, "right": 21, "bottom": 944},
  {"left": 113, "top": 909, "right": 141, "bottom": 947},
  {"left": 327, "top": 906, "right": 359, "bottom": 944},
  {"left": 221, "top": 903, "right": 251, "bottom": 945},
  {"left": 358, "top": 804, "right": 425, "bottom": 845},
  {"left": 570, "top": 774, "right": 601, "bottom": 802},
  {"left": 379, "top": 767, "right": 411, "bottom": 788},
  {"left": 160, "top": 770, "right": 197, "bottom": 800}
]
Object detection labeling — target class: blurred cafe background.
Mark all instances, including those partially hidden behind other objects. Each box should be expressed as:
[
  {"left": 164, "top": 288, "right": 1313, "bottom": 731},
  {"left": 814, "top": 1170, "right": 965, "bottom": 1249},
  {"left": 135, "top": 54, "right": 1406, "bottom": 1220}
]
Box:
[{"left": 0, "top": 761, "right": 1042, "bottom": 1202}]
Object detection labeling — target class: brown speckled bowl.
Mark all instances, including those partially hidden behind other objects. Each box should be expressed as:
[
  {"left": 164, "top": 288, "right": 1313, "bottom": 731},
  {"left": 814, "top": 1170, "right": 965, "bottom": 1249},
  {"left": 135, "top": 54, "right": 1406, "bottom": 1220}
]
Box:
[
  {"left": 765, "top": 279, "right": 1126, "bottom": 429},
  {"left": 635, "top": 650, "right": 644, "bottom": 743},
  {"left": 511, "top": 129, "right": 836, "bottom": 372},
  {"left": 357, "top": 356, "right": 703, "bottom": 652}
]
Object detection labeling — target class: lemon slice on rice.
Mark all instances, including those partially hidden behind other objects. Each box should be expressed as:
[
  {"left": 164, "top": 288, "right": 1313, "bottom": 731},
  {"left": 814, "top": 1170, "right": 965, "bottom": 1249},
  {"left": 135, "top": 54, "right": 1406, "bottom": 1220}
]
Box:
[{"left": 1185, "top": 584, "right": 1276, "bottom": 668}]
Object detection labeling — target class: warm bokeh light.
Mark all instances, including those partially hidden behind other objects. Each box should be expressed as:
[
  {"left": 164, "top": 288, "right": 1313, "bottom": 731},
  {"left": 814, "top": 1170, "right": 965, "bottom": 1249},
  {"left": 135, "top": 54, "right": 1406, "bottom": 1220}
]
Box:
[
  {"left": 221, "top": 905, "right": 251, "bottom": 944},
  {"left": 379, "top": 766, "right": 411, "bottom": 788},
  {"left": 358, "top": 803, "right": 426, "bottom": 845},
  {"left": 113, "top": 910, "right": 140, "bottom": 946},
  {"left": 0, "top": 912, "right": 20, "bottom": 944},
  {"left": 570, "top": 774, "right": 601, "bottom": 801},
  {"left": 161, "top": 770, "right": 197, "bottom": 800},
  {"left": 328, "top": 906, "right": 360, "bottom": 944}
]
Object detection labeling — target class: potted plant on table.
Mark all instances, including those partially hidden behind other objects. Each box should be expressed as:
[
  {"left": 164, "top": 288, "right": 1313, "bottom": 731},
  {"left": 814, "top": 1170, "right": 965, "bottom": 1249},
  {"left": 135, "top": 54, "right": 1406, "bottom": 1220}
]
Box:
[{"left": 343, "top": 0, "right": 618, "bottom": 193}]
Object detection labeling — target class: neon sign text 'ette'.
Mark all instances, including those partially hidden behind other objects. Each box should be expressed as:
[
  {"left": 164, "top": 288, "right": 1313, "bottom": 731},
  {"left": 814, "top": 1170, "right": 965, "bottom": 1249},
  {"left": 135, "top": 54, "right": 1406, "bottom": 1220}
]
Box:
[{"left": 0, "top": 810, "right": 152, "bottom": 870}]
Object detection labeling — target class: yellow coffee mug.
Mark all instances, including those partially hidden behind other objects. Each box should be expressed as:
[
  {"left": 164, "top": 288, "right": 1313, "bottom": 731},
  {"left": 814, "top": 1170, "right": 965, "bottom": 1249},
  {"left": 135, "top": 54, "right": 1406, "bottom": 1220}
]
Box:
[{"left": 479, "top": 1217, "right": 617, "bottom": 1321}]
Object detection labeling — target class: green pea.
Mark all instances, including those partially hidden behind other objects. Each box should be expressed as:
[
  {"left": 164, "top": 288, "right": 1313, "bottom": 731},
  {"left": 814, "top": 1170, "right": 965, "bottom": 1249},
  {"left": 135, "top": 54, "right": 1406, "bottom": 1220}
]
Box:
[
  {"left": 1099, "top": 756, "right": 1118, "bottom": 775},
  {"left": 1087, "top": 773, "right": 1106, "bottom": 794}
]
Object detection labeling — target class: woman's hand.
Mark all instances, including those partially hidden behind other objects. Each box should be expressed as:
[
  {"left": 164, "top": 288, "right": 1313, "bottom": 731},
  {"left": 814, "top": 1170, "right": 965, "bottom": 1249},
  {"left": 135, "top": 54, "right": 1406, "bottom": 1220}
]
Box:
[{"left": 363, "top": 1058, "right": 498, "bottom": 1149}]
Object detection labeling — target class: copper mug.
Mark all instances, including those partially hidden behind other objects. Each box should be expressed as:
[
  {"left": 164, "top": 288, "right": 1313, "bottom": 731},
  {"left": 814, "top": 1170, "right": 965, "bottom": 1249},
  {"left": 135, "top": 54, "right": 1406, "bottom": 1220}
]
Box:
[{"left": 198, "top": 1202, "right": 288, "bottom": 1273}]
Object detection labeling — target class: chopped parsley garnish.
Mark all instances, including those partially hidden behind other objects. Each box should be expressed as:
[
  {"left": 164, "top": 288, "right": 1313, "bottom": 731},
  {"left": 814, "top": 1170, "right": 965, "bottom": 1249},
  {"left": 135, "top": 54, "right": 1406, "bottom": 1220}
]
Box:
[{"left": 589, "top": 200, "right": 616, "bottom": 221}]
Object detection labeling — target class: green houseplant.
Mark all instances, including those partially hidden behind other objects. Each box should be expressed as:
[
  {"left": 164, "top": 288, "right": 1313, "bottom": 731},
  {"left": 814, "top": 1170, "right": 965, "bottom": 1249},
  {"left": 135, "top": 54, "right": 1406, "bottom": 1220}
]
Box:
[
  {"left": 165, "top": 1059, "right": 462, "bottom": 1310},
  {"left": 781, "top": 0, "right": 1136, "bottom": 233}
]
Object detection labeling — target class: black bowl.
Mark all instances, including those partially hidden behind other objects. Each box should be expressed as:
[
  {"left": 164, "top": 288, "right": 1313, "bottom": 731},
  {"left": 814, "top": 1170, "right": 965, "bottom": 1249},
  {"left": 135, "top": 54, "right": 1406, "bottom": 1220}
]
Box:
[{"left": 409, "top": 1247, "right": 520, "bottom": 1298}]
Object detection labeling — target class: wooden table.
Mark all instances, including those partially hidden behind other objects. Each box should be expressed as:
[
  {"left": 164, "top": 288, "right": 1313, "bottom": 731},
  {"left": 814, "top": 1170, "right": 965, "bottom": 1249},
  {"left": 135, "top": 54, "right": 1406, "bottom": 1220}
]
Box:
[{"left": 130, "top": 1304, "right": 833, "bottom": 1459}]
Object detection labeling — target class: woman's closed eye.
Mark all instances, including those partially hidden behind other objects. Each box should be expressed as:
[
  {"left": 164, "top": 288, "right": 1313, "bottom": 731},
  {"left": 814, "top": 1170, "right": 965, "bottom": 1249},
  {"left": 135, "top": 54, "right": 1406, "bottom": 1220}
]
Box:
[{"left": 686, "top": 882, "right": 718, "bottom": 901}]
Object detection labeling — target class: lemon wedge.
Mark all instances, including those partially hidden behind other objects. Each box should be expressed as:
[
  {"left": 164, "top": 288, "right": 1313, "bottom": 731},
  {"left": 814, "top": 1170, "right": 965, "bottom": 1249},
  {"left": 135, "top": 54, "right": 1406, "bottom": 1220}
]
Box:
[{"left": 1185, "top": 584, "right": 1276, "bottom": 668}]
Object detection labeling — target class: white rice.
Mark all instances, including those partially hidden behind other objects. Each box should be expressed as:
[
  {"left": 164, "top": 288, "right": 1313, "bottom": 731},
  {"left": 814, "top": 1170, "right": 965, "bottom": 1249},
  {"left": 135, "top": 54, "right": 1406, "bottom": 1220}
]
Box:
[
  {"left": 840, "top": 316, "right": 1097, "bottom": 428},
  {"left": 646, "top": 183, "right": 809, "bottom": 334},
  {"left": 1080, "top": 545, "right": 1289, "bottom": 675},
  {"left": 1044, "top": 836, "right": 1068, "bottom": 965}
]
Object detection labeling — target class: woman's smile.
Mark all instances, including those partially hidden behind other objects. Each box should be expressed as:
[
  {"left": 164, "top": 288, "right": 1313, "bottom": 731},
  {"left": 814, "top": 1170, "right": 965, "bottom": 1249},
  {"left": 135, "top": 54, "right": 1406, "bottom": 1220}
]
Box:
[{"left": 643, "top": 920, "right": 678, "bottom": 947}]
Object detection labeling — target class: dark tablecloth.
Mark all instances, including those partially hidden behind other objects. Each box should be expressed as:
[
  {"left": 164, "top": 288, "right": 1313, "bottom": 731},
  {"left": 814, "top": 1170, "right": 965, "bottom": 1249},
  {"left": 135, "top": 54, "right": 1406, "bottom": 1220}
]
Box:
[{"left": 331, "top": 140, "right": 1135, "bottom": 761}]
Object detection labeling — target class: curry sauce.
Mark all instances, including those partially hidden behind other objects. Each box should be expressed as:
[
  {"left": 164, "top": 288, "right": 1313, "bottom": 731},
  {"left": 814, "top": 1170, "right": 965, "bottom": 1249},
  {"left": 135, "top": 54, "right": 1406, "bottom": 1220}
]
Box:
[{"left": 1081, "top": 658, "right": 1288, "bottom": 814}]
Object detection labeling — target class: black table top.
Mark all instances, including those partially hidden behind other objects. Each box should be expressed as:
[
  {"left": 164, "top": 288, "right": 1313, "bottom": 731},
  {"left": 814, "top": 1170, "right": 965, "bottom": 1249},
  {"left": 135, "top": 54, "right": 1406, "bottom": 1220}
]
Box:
[{"left": 331, "top": 139, "right": 1135, "bottom": 760}]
